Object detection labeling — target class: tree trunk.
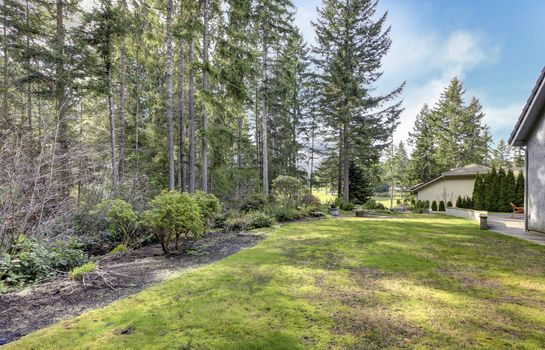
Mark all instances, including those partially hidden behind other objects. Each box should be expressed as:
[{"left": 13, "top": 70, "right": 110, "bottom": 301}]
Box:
[
  {"left": 107, "top": 60, "right": 118, "bottom": 195},
  {"left": 135, "top": 46, "right": 140, "bottom": 178},
  {"left": 56, "top": 0, "right": 70, "bottom": 197},
  {"left": 236, "top": 114, "right": 242, "bottom": 200},
  {"left": 118, "top": 0, "right": 128, "bottom": 181},
  {"left": 2, "top": 2, "right": 8, "bottom": 133},
  {"left": 188, "top": 36, "right": 196, "bottom": 193},
  {"left": 178, "top": 38, "right": 186, "bottom": 192},
  {"left": 261, "top": 32, "right": 269, "bottom": 195},
  {"left": 337, "top": 127, "right": 343, "bottom": 198},
  {"left": 342, "top": 121, "right": 350, "bottom": 203},
  {"left": 200, "top": 0, "right": 209, "bottom": 193},
  {"left": 165, "top": 0, "right": 175, "bottom": 190},
  {"left": 26, "top": 0, "right": 32, "bottom": 136}
]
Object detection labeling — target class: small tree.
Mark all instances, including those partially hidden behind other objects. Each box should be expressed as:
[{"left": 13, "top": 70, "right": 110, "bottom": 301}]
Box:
[
  {"left": 272, "top": 176, "right": 305, "bottom": 208},
  {"left": 456, "top": 196, "right": 462, "bottom": 208},
  {"left": 499, "top": 169, "right": 516, "bottom": 212},
  {"left": 142, "top": 191, "right": 205, "bottom": 254},
  {"left": 485, "top": 166, "right": 499, "bottom": 212},
  {"left": 472, "top": 174, "right": 485, "bottom": 210},
  {"left": 497, "top": 168, "right": 509, "bottom": 212},
  {"left": 431, "top": 201, "right": 438, "bottom": 211},
  {"left": 439, "top": 201, "right": 445, "bottom": 211},
  {"left": 515, "top": 171, "right": 525, "bottom": 207}
]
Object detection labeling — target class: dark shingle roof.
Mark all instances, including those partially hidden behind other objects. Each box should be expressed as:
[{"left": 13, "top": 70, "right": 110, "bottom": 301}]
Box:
[{"left": 509, "top": 67, "right": 545, "bottom": 146}]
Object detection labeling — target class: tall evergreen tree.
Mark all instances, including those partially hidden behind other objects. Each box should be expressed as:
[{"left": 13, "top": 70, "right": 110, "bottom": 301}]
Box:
[
  {"left": 312, "top": 0, "right": 403, "bottom": 202},
  {"left": 485, "top": 166, "right": 499, "bottom": 212},
  {"left": 408, "top": 105, "right": 440, "bottom": 183},
  {"left": 515, "top": 171, "right": 525, "bottom": 207}
]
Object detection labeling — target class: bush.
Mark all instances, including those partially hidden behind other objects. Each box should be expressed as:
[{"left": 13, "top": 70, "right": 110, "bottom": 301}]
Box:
[
  {"left": 447, "top": 201, "right": 453, "bottom": 207},
  {"left": 90, "top": 199, "right": 138, "bottom": 245},
  {"left": 431, "top": 201, "right": 438, "bottom": 211},
  {"left": 423, "top": 200, "right": 430, "bottom": 209},
  {"left": 334, "top": 198, "right": 355, "bottom": 211},
  {"left": 272, "top": 175, "right": 305, "bottom": 208},
  {"left": 110, "top": 244, "right": 127, "bottom": 254},
  {"left": 439, "top": 201, "right": 446, "bottom": 211},
  {"left": 239, "top": 193, "right": 269, "bottom": 212},
  {"left": 142, "top": 191, "right": 205, "bottom": 254},
  {"left": 270, "top": 207, "right": 300, "bottom": 222},
  {"left": 192, "top": 191, "right": 222, "bottom": 226},
  {"left": 0, "top": 237, "right": 88, "bottom": 286},
  {"left": 69, "top": 262, "right": 97, "bottom": 280},
  {"left": 363, "top": 199, "right": 385, "bottom": 210},
  {"left": 225, "top": 212, "right": 275, "bottom": 231},
  {"left": 412, "top": 208, "right": 424, "bottom": 214},
  {"left": 301, "top": 193, "right": 321, "bottom": 207},
  {"left": 416, "top": 200, "right": 424, "bottom": 209}
]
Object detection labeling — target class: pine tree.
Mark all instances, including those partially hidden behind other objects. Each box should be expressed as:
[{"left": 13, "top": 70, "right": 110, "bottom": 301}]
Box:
[
  {"left": 472, "top": 174, "right": 486, "bottom": 210},
  {"left": 348, "top": 161, "right": 371, "bottom": 204},
  {"left": 497, "top": 167, "right": 508, "bottom": 211},
  {"left": 312, "top": 0, "right": 403, "bottom": 202},
  {"left": 503, "top": 169, "right": 517, "bottom": 210},
  {"left": 485, "top": 166, "right": 499, "bottom": 212},
  {"left": 511, "top": 147, "right": 525, "bottom": 167},
  {"left": 408, "top": 105, "right": 440, "bottom": 183},
  {"left": 515, "top": 171, "right": 525, "bottom": 207},
  {"left": 491, "top": 139, "right": 511, "bottom": 168}
]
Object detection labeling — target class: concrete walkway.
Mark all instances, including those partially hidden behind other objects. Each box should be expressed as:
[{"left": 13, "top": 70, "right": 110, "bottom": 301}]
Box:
[{"left": 487, "top": 215, "right": 545, "bottom": 245}]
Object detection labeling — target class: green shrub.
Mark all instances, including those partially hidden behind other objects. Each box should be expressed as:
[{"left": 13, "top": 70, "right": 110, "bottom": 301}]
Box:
[
  {"left": 110, "top": 244, "right": 127, "bottom": 254},
  {"left": 225, "top": 212, "right": 275, "bottom": 231},
  {"left": 363, "top": 199, "right": 385, "bottom": 210},
  {"left": 192, "top": 191, "right": 222, "bottom": 226},
  {"left": 142, "top": 191, "right": 205, "bottom": 254},
  {"left": 90, "top": 199, "right": 138, "bottom": 245},
  {"left": 272, "top": 175, "right": 305, "bottom": 208},
  {"left": 447, "top": 201, "right": 453, "bottom": 207},
  {"left": 431, "top": 201, "right": 438, "bottom": 211},
  {"left": 439, "top": 201, "right": 446, "bottom": 211},
  {"left": 416, "top": 200, "right": 424, "bottom": 209},
  {"left": 0, "top": 237, "right": 88, "bottom": 286},
  {"left": 69, "top": 262, "right": 97, "bottom": 280},
  {"left": 270, "top": 207, "right": 300, "bottom": 222},
  {"left": 301, "top": 193, "right": 321, "bottom": 207},
  {"left": 412, "top": 208, "right": 424, "bottom": 214},
  {"left": 239, "top": 193, "right": 269, "bottom": 212},
  {"left": 334, "top": 198, "right": 355, "bottom": 211},
  {"left": 423, "top": 200, "right": 430, "bottom": 209}
]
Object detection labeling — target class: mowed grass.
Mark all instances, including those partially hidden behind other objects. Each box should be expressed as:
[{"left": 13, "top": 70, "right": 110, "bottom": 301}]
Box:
[{"left": 8, "top": 216, "right": 545, "bottom": 349}]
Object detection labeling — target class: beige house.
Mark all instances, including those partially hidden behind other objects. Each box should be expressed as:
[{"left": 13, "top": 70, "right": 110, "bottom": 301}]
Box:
[{"left": 409, "top": 164, "right": 492, "bottom": 206}]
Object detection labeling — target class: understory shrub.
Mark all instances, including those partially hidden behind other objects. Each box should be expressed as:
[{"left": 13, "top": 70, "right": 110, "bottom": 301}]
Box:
[
  {"left": 90, "top": 199, "right": 138, "bottom": 245},
  {"left": 439, "top": 201, "right": 446, "bottom": 211},
  {"left": 225, "top": 212, "right": 274, "bottom": 231},
  {"left": 270, "top": 207, "right": 300, "bottom": 222},
  {"left": 431, "top": 201, "right": 438, "bottom": 211},
  {"left": 334, "top": 198, "right": 355, "bottom": 211},
  {"left": 142, "top": 191, "right": 205, "bottom": 254},
  {"left": 239, "top": 193, "right": 269, "bottom": 212},
  {"left": 363, "top": 199, "right": 386, "bottom": 210},
  {"left": 192, "top": 191, "right": 222, "bottom": 226},
  {"left": 301, "top": 193, "right": 321, "bottom": 207},
  {"left": 69, "top": 262, "right": 97, "bottom": 280},
  {"left": 0, "top": 236, "right": 88, "bottom": 286},
  {"left": 272, "top": 175, "right": 305, "bottom": 208}
]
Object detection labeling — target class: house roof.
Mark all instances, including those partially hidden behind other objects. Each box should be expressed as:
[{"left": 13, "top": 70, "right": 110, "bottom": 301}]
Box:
[
  {"left": 409, "top": 164, "right": 491, "bottom": 192},
  {"left": 509, "top": 67, "right": 545, "bottom": 147}
]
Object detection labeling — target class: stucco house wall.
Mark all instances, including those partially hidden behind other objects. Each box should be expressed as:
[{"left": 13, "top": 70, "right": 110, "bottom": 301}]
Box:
[
  {"left": 415, "top": 176, "right": 476, "bottom": 205},
  {"left": 526, "top": 108, "right": 545, "bottom": 233}
]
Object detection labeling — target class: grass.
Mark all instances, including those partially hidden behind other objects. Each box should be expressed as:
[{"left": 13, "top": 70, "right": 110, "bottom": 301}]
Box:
[
  {"left": 372, "top": 195, "right": 403, "bottom": 208},
  {"left": 312, "top": 188, "right": 335, "bottom": 204},
  {"left": 68, "top": 262, "right": 98, "bottom": 280},
  {"left": 8, "top": 216, "right": 545, "bottom": 349}
]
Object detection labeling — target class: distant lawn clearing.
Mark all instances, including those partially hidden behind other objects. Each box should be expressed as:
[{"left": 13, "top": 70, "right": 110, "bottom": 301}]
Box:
[{"left": 8, "top": 216, "right": 545, "bottom": 349}]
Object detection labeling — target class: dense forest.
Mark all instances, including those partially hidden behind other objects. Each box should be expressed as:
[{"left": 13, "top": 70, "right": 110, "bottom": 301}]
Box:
[{"left": 0, "top": 0, "right": 405, "bottom": 260}]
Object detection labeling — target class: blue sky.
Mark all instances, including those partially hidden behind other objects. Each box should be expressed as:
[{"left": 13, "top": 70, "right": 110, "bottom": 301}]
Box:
[{"left": 294, "top": 0, "right": 545, "bottom": 147}]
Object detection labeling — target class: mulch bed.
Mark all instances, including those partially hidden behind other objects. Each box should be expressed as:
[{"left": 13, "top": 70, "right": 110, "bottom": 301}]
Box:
[{"left": 0, "top": 230, "right": 263, "bottom": 344}]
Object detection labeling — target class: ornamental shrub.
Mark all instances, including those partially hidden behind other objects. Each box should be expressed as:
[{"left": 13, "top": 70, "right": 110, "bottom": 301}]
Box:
[
  {"left": 456, "top": 196, "right": 462, "bottom": 208},
  {"left": 439, "top": 201, "right": 446, "bottom": 211},
  {"left": 240, "top": 193, "right": 269, "bottom": 212},
  {"left": 90, "top": 199, "right": 138, "bottom": 245},
  {"left": 270, "top": 207, "right": 299, "bottom": 222},
  {"left": 272, "top": 175, "right": 305, "bottom": 208},
  {"left": 225, "top": 212, "right": 275, "bottom": 232},
  {"left": 515, "top": 172, "right": 525, "bottom": 207},
  {"left": 447, "top": 201, "right": 453, "bottom": 207},
  {"left": 192, "top": 191, "right": 222, "bottom": 227},
  {"left": 142, "top": 191, "right": 205, "bottom": 254},
  {"left": 431, "top": 201, "right": 438, "bottom": 211}
]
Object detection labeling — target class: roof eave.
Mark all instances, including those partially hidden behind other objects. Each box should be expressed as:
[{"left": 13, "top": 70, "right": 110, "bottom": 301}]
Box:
[{"left": 509, "top": 67, "right": 545, "bottom": 146}]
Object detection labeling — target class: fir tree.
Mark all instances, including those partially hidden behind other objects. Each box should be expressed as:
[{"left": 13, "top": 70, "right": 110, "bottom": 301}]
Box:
[
  {"left": 348, "top": 161, "right": 371, "bottom": 204},
  {"left": 515, "top": 171, "right": 525, "bottom": 207},
  {"left": 485, "top": 166, "right": 499, "bottom": 212}
]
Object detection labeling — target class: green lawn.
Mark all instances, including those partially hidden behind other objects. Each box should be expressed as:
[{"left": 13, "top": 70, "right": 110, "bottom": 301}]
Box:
[{"left": 9, "top": 216, "right": 545, "bottom": 349}]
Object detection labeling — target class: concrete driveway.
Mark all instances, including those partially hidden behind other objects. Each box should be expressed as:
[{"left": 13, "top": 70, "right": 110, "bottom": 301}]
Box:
[{"left": 487, "top": 214, "right": 545, "bottom": 245}]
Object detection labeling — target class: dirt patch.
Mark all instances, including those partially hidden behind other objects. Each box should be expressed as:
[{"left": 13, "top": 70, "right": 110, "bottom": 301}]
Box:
[{"left": 0, "top": 230, "right": 263, "bottom": 344}]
